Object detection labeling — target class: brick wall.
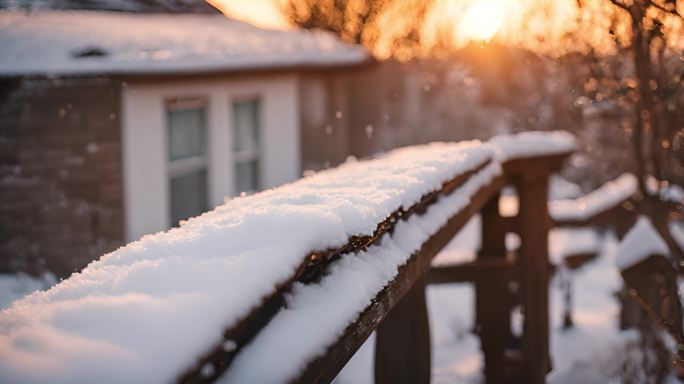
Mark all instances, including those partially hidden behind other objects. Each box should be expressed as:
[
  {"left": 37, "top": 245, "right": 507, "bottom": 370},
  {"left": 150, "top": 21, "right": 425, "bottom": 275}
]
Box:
[{"left": 0, "top": 78, "right": 124, "bottom": 277}]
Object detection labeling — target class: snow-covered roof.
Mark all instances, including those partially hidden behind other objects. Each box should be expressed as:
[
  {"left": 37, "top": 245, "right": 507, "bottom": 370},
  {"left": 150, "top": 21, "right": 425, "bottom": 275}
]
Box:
[
  {"left": 0, "top": 0, "right": 220, "bottom": 14},
  {"left": 0, "top": 10, "right": 370, "bottom": 77}
]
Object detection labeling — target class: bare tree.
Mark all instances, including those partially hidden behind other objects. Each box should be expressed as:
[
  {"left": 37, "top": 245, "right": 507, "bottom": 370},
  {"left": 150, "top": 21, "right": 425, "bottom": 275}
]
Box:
[
  {"left": 281, "top": 0, "right": 431, "bottom": 56},
  {"left": 578, "top": 0, "right": 683, "bottom": 192}
]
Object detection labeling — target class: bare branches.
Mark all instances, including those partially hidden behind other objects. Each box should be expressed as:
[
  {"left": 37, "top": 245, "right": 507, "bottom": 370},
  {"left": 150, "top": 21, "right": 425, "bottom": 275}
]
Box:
[
  {"left": 608, "top": 0, "right": 631, "bottom": 11},
  {"left": 649, "top": 0, "right": 683, "bottom": 18}
]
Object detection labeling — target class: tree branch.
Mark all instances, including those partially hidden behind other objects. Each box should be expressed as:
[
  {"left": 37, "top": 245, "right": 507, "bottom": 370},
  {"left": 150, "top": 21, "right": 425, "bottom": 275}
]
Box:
[
  {"left": 649, "top": 1, "right": 683, "bottom": 18},
  {"left": 608, "top": 0, "right": 631, "bottom": 11}
]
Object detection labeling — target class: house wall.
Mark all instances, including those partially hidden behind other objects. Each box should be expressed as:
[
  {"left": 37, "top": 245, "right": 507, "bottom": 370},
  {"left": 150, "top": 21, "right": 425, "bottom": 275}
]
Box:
[
  {"left": 121, "top": 75, "right": 301, "bottom": 242},
  {"left": 0, "top": 70, "right": 351, "bottom": 276},
  {"left": 298, "top": 74, "right": 352, "bottom": 171},
  {"left": 0, "top": 78, "right": 124, "bottom": 276}
]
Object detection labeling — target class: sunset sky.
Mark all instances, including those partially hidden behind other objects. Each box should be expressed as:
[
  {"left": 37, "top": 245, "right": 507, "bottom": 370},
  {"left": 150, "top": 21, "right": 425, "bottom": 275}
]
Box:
[{"left": 210, "top": 0, "right": 683, "bottom": 57}]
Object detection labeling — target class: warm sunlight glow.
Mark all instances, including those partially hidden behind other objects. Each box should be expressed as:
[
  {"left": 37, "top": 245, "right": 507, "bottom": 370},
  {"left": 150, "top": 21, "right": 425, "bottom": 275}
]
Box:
[
  {"left": 458, "top": 0, "right": 507, "bottom": 42},
  {"left": 207, "top": 0, "right": 683, "bottom": 58},
  {"left": 210, "top": 0, "right": 290, "bottom": 29}
]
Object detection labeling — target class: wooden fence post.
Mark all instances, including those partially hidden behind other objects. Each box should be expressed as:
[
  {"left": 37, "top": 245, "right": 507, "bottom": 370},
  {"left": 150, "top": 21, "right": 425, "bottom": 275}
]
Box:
[
  {"left": 476, "top": 192, "right": 516, "bottom": 383},
  {"left": 375, "top": 277, "right": 431, "bottom": 384},
  {"left": 516, "top": 173, "right": 551, "bottom": 384}
]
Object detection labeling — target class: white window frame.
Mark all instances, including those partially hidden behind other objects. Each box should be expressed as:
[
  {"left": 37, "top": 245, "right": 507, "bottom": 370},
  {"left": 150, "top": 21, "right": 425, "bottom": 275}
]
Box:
[
  {"left": 231, "top": 96, "right": 262, "bottom": 194},
  {"left": 121, "top": 76, "right": 301, "bottom": 242},
  {"left": 166, "top": 97, "right": 210, "bottom": 226}
]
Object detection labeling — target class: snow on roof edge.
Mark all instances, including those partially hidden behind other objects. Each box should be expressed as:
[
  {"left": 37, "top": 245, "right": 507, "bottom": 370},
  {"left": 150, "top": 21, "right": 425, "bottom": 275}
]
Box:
[
  {"left": 0, "top": 51, "right": 377, "bottom": 78},
  {"left": 0, "top": 10, "right": 372, "bottom": 77}
]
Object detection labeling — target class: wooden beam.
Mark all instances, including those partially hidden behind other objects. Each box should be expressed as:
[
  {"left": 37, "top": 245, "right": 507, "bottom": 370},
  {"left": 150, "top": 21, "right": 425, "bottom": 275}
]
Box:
[
  {"left": 427, "top": 258, "right": 516, "bottom": 284},
  {"left": 476, "top": 191, "right": 517, "bottom": 383},
  {"left": 375, "top": 277, "right": 431, "bottom": 384},
  {"left": 515, "top": 169, "right": 552, "bottom": 384}
]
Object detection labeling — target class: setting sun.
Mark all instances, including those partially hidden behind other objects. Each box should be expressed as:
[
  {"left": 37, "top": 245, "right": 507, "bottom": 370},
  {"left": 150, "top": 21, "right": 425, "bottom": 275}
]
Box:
[{"left": 458, "top": 0, "right": 507, "bottom": 42}]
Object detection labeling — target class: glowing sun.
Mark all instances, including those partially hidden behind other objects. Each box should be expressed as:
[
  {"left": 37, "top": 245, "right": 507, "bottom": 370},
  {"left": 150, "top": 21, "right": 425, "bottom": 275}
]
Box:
[{"left": 459, "top": 0, "right": 507, "bottom": 42}]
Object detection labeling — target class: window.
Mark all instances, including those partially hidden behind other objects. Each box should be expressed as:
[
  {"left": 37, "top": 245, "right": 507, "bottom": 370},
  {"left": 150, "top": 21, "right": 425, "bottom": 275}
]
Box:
[
  {"left": 232, "top": 99, "right": 261, "bottom": 194},
  {"left": 167, "top": 98, "right": 208, "bottom": 226}
]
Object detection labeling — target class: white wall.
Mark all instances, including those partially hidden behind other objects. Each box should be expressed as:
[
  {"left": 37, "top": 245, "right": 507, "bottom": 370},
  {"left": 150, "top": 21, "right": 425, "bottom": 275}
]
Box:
[{"left": 121, "top": 75, "right": 301, "bottom": 242}]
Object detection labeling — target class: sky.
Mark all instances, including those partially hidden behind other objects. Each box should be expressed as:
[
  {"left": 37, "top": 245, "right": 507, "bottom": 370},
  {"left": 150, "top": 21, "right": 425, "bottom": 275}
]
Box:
[
  {"left": 208, "top": 0, "right": 683, "bottom": 58},
  {"left": 208, "top": 0, "right": 290, "bottom": 29}
]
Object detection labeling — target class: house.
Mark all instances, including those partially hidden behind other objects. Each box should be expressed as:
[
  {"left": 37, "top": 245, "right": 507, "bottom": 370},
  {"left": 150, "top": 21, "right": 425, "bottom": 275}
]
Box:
[{"left": 0, "top": 3, "right": 372, "bottom": 275}]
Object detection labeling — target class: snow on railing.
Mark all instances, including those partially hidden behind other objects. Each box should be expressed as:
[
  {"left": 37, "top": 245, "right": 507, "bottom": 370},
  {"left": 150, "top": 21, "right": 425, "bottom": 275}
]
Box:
[
  {"left": 550, "top": 173, "right": 638, "bottom": 224},
  {"left": 0, "top": 131, "right": 575, "bottom": 384}
]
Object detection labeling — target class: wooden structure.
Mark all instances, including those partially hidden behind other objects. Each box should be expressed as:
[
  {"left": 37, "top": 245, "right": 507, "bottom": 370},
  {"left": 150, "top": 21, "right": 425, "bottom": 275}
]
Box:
[
  {"left": 177, "top": 151, "right": 572, "bottom": 384},
  {"left": 546, "top": 175, "right": 684, "bottom": 376}
]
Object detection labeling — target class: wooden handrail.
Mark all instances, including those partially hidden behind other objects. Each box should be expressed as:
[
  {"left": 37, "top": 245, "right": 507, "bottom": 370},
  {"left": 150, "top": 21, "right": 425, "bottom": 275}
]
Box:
[
  {"left": 176, "top": 144, "right": 572, "bottom": 384},
  {"left": 178, "top": 158, "right": 494, "bottom": 383}
]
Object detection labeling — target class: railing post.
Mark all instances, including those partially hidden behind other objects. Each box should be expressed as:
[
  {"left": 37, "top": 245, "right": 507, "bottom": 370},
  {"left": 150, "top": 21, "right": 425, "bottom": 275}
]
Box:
[
  {"left": 515, "top": 172, "right": 551, "bottom": 384},
  {"left": 476, "top": 192, "right": 516, "bottom": 383},
  {"left": 375, "top": 277, "right": 431, "bottom": 384}
]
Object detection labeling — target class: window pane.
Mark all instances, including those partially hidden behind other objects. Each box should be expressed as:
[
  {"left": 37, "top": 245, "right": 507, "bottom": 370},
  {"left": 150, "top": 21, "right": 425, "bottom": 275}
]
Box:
[
  {"left": 170, "top": 169, "right": 208, "bottom": 226},
  {"left": 168, "top": 105, "right": 206, "bottom": 161},
  {"left": 235, "top": 159, "right": 259, "bottom": 194},
  {"left": 233, "top": 100, "right": 259, "bottom": 152}
]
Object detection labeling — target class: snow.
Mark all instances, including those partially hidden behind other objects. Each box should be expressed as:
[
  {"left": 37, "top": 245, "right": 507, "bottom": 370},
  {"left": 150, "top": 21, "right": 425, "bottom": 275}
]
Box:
[
  {"left": 0, "top": 273, "right": 56, "bottom": 310},
  {"left": 0, "top": 141, "right": 493, "bottom": 384},
  {"left": 550, "top": 176, "right": 583, "bottom": 200},
  {"left": 550, "top": 173, "right": 638, "bottom": 223},
  {"left": 334, "top": 228, "right": 650, "bottom": 383},
  {"left": 220, "top": 162, "right": 502, "bottom": 382},
  {"left": 661, "top": 184, "right": 684, "bottom": 204},
  {"left": 0, "top": 10, "right": 369, "bottom": 77},
  {"left": 549, "top": 228, "right": 602, "bottom": 265},
  {"left": 0, "top": 132, "right": 578, "bottom": 383},
  {"left": 615, "top": 216, "right": 671, "bottom": 271},
  {"left": 489, "top": 130, "right": 576, "bottom": 161},
  {"left": 431, "top": 216, "right": 480, "bottom": 266}
]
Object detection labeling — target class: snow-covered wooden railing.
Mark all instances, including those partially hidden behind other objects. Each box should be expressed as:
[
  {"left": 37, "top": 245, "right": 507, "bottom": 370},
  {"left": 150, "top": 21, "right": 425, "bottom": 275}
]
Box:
[
  {"left": 0, "top": 132, "right": 575, "bottom": 384},
  {"left": 550, "top": 173, "right": 639, "bottom": 236}
]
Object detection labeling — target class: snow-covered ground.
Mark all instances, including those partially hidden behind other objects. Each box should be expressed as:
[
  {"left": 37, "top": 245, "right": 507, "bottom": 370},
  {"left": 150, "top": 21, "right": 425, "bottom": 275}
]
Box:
[
  {"left": 334, "top": 229, "right": 660, "bottom": 383},
  {"left": 0, "top": 222, "right": 674, "bottom": 383}
]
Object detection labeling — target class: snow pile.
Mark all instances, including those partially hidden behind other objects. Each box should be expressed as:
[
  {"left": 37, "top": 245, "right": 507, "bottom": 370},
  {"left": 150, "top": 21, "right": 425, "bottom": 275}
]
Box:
[
  {"left": 0, "top": 141, "right": 493, "bottom": 384},
  {"left": 0, "top": 10, "right": 369, "bottom": 76},
  {"left": 0, "top": 273, "right": 56, "bottom": 310},
  {"left": 615, "top": 216, "right": 670, "bottom": 271},
  {"left": 489, "top": 130, "right": 576, "bottom": 161},
  {"left": 550, "top": 173, "right": 637, "bottom": 222}
]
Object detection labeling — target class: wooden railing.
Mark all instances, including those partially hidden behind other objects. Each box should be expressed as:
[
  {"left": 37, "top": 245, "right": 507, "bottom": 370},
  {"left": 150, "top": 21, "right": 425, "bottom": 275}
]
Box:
[{"left": 180, "top": 148, "right": 572, "bottom": 384}]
